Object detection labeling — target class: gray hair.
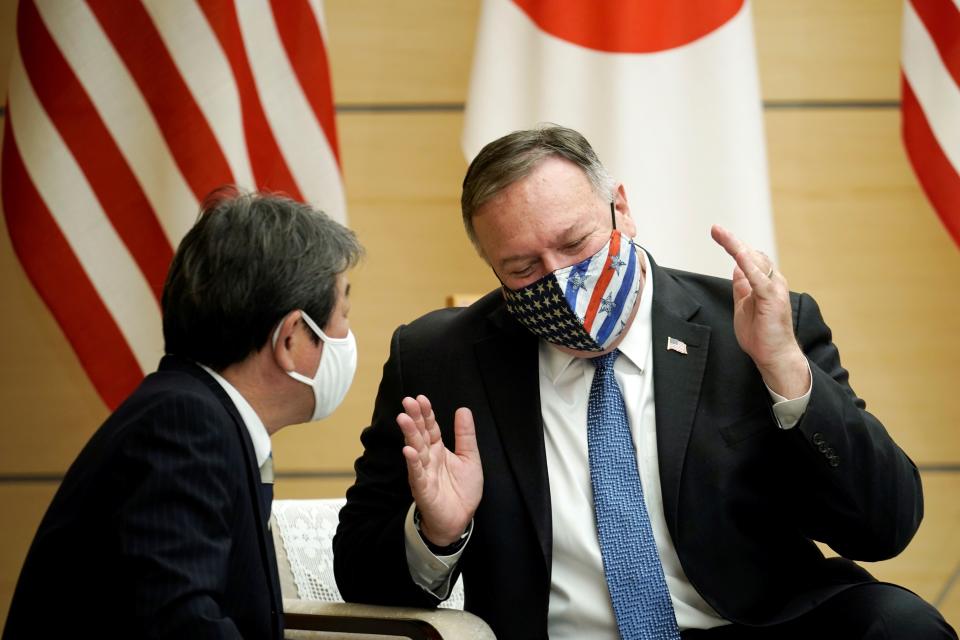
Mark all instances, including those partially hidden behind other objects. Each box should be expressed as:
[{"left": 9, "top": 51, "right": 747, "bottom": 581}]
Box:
[
  {"left": 162, "top": 187, "right": 363, "bottom": 370},
  {"left": 460, "top": 125, "right": 616, "bottom": 248}
]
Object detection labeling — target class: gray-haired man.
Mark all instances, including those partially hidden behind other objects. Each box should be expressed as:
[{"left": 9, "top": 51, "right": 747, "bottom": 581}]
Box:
[
  {"left": 6, "top": 189, "right": 362, "bottom": 639},
  {"left": 335, "top": 126, "right": 955, "bottom": 639}
]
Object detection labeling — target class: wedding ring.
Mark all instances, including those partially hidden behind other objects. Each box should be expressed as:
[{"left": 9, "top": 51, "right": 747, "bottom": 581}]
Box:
[{"left": 765, "top": 266, "right": 774, "bottom": 278}]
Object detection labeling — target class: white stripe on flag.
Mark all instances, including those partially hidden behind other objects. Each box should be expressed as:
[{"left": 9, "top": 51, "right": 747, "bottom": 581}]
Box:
[
  {"left": 306, "top": 0, "right": 330, "bottom": 39},
  {"left": 8, "top": 47, "right": 163, "bottom": 373},
  {"left": 236, "top": 0, "right": 347, "bottom": 222},
  {"left": 142, "top": 0, "right": 256, "bottom": 190},
  {"left": 35, "top": 0, "right": 198, "bottom": 244},
  {"left": 902, "top": 0, "right": 960, "bottom": 173}
]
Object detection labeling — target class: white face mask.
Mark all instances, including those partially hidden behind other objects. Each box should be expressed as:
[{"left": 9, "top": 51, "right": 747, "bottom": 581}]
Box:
[{"left": 272, "top": 311, "right": 357, "bottom": 421}]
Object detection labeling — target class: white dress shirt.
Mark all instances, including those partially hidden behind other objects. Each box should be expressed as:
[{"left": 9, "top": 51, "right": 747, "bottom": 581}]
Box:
[
  {"left": 200, "top": 365, "right": 273, "bottom": 479},
  {"left": 405, "top": 252, "right": 811, "bottom": 635}
]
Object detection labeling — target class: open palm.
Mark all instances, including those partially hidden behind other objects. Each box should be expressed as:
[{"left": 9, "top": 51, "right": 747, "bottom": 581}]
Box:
[{"left": 397, "top": 395, "right": 483, "bottom": 546}]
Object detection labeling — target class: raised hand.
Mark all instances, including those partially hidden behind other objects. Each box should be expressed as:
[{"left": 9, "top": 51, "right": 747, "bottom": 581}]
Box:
[
  {"left": 711, "top": 225, "right": 810, "bottom": 399},
  {"left": 396, "top": 395, "right": 483, "bottom": 546}
]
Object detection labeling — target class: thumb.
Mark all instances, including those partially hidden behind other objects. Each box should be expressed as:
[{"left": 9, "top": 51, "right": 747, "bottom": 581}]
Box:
[{"left": 453, "top": 407, "right": 479, "bottom": 461}]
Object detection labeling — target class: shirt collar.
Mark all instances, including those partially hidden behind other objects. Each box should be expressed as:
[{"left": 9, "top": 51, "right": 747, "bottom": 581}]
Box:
[
  {"left": 540, "top": 248, "right": 654, "bottom": 383},
  {"left": 199, "top": 364, "right": 272, "bottom": 469}
]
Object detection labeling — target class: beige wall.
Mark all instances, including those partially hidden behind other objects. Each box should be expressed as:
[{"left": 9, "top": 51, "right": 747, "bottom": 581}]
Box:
[{"left": 1, "top": 0, "right": 958, "bottom": 628}]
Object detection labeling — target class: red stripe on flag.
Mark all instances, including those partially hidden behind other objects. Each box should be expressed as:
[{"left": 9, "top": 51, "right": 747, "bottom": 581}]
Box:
[
  {"left": 269, "top": 0, "right": 341, "bottom": 166},
  {"left": 583, "top": 231, "right": 621, "bottom": 332},
  {"left": 197, "top": 0, "right": 304, "bottom": 200},
  {"left": 909, "top": 0, "right": 960, "bottom": 89},
  {"left": 902, "top": 75, "right": 960, "bottom": 246},
  {"left": 87, "top": 0, "right": 236, "bottom": 200},
  {"left": 17, "top": 0, "right": 172, "bottom": 300},
  {"left": 2, "top": 115, "right": 145, "bottom": 409}
]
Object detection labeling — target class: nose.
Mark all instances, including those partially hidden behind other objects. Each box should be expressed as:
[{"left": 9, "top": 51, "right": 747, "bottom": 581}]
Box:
[{"left": 540, "top": 252, "right": 568, "bottom": 274}]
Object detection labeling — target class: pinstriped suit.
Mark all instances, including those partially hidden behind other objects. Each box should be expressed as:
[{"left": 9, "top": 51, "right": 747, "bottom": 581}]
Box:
[{"left": 4, "top": 355, "right": 282, "bottom": 639}]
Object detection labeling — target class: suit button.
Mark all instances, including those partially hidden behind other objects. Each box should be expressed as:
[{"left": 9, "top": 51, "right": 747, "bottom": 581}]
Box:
[
  {"left": 818, "top": 442, "right": 829, "bottom": 453},
  {"left": 829, "top": 457, "right": 840, "bottom": 468},
  {"left": 812, "top": 432, "right": 825, "bottom": 445}
]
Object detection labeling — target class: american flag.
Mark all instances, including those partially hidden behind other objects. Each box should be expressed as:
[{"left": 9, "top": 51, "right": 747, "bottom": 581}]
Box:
[
  {"left": 1, "top": 0, "right": 346, "bottom": 409},
  {"left": 901, "top": 0, "right": 959, "bottom": 247}
]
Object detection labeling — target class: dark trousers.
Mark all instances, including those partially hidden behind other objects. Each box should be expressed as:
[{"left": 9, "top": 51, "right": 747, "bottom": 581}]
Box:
[{"left": 681, "top": 584, "right": 957, "bottom": 640}]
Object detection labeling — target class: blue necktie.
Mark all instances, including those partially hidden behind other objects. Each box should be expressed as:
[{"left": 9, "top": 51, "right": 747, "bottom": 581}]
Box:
[{"left": 588, "top": 350, "right": 680, "bottom": 639}]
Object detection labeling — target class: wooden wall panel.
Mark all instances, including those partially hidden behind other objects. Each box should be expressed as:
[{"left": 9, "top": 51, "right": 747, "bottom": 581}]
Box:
[
  {"left": 0, "top": 0, "right": 14, "bottom": 98},
  {"left": 753, "top": 0, "right": 902, "bottom": 101},
  {"left": 0, "top": 484, "right": 58, "bottom": 631},
  {"left": 275, "top": 477, "right": 355, "bottom": 500},
  {"left": 325, "top": 0, "right": 480, "bottom": 104},
  {"left": 766, "top": 108, "right": 960, "bottom": 463}
]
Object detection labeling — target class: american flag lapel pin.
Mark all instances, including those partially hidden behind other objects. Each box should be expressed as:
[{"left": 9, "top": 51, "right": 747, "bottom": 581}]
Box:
[{"left": 667, "top": 337, "right": 688, "bottom": 355}]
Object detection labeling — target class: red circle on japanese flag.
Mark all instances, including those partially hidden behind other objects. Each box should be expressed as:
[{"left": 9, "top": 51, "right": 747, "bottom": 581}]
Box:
[{"left": 513, "top": 0, "right": 745, "bottom": 53}]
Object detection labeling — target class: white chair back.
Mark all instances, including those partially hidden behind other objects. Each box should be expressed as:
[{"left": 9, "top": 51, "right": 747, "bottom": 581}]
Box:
[{"left": 272, "top": 498, "right": 465, "bottom": 609}]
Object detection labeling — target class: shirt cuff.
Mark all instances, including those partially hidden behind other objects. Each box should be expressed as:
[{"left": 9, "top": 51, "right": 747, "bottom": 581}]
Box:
[
  {"left": 766, "top": 359, "right": 813, "bottom": 430},
  {"left": 403, "top": 502, "right": 471, "bottom": 599}
]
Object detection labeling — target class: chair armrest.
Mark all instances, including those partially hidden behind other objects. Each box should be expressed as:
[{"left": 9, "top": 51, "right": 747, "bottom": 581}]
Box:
[{"left": 283, "top": 598, "right": 495, "bottom": 640}]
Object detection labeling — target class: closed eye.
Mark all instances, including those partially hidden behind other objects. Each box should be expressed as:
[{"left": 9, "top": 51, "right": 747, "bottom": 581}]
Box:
[
  {"left": 510, "top": 263, "right": 537, "bottom": 278},
  {"left": 561, "top": 235, "right": 589, "bottom": 253}
]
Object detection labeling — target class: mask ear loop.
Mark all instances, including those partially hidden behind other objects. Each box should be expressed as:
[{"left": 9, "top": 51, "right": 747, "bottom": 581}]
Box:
[{"left": 610, "top": 201, "right": 617, "bottom": 230}]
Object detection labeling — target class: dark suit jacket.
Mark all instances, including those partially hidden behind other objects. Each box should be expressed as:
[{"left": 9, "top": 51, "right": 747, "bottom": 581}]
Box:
[
  {"left": 333, "top": 257, "right": 923, "bottom": 639},
  {"left": 4, "top": 355, "right": 283, "bottom": 640}
]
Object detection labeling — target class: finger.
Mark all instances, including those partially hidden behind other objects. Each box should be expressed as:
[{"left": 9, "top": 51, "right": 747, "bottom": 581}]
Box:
[
  {"left": 396, "top": 413, "right": 427, "bottom": 452},
  {"left": 401, "top": 395, "right": 424, "bottom": 425},
  {"left": 731, "top": 265, "right": 752, "bottom": 302},
  {"left": 401, "top": 396, "right": 431, "bottom": 446},
  {"left": 769, "top": 264, "right": 788, "bottom": 287},
  {"left": 453, "top": 407, "right": 479, "bottom": 461},
  {"left": 402, "top": 445, "right": 423, "bottom": 476},
  {"left": 710, "top": 224, "right": 744, "bottom": 260},
  {"left": 401, "top": 446, "right": 429, "bottom": 494},
  {"left": 711, "top": 225, "right": 771, "bottom": 294},
  {"left": 396, "top": 411, "right": 432, "bottom": 469},
  {"left": 416, "top": 395, "right": 442, "bottom": 444},
  {"left": 712, "top": 224, "right": 759, "bottom": 273},
  {"left": 400, "top": 432, "right": 431, "bottom": 492}
]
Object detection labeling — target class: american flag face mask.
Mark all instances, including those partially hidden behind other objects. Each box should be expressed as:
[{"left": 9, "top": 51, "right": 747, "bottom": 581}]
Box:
[{"left": 502, "top": 222, "right": 642, "bottom": 353}]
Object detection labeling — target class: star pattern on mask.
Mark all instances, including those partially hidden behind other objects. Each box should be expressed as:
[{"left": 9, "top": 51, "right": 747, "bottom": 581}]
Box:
[
  {"left": 599, "top": 294, "right": 617, "bottom": 316},
  {"left": 608, "top": 255, "right": 626, "bottom": 274},
  {"left": 503, "top": 276, "right": 601, "bottom": 351},
  {"left": 568, "top": 271, "right": 587, "bottom": 291}
]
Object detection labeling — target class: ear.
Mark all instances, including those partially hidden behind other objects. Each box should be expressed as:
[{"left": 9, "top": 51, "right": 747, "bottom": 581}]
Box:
[
  {"left": 613, "top": 183, "right": 637, "bottom": 237},
  {"left": 271, "top": 310, "right": 302, "bottom": 373}
]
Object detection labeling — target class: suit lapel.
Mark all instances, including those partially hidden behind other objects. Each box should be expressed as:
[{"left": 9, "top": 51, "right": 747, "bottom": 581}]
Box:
[
  {"left": 182, "top": 358, "right": 285, "bottom": 634},
  {"left": 474, "top": 306, "right": 552, "bottom": 569},
  {"left": 648, "top": 263, "right": 711, "bottom": 538}
]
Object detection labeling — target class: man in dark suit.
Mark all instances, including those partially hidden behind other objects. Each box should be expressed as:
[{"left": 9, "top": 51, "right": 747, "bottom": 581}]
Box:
[
  {"left": 5, "top": 190, "right": 362, "bottom": 639},
  {"left": 334, "top": 126, "right": 956, "bottom": 638}
]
